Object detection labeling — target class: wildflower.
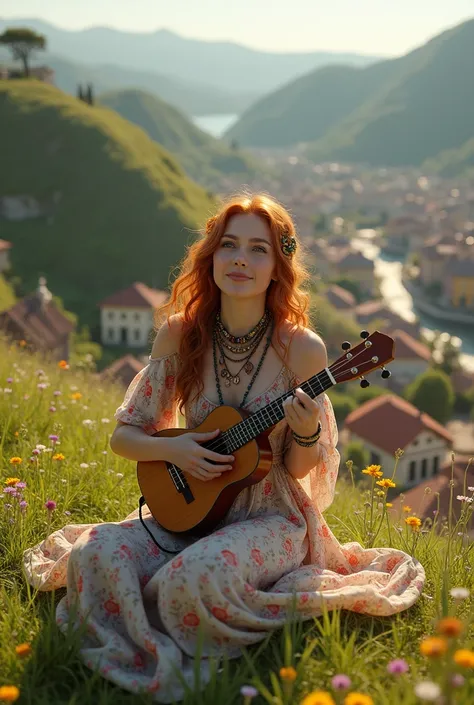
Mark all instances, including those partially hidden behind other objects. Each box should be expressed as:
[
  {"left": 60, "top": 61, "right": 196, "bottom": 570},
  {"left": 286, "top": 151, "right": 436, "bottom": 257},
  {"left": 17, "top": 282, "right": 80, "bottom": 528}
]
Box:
[
  {"left": 49, "top": 434, "right": 59, "bottom": 443},
  {"left": 101, "top": 418, "right": 110, "bottom": 424},
  {"left": 376, "top": 478, "right": 396, "bottom": 489},
  {"left": 436, "top": 617, "right": 463, "bottom": 638},
  {"left": 19, "top": 501, "right": 28, "bottom": 512},
  {"left": 420, "top": 636, "right": 448, "bottom": 658},
  {"left": 386, "top": 502, "right": 393, "bottom": 508},
  {"left": 279, "top": 666, "right": 297, "bottom": 682},
  {"left": 240, "top": 685, "right": 258, "bottom": 702},
  {"left": 53, "top": 390, "right": 62, "bottom": 396},
  {"left": 453, "top": 649, "right": 474, "bottom": 667},
  {"left": 15, "top": 643, "right": 32, "bottom": 658},
  {"left": 79, "top": 463, "right": 89, "bottom": 469},
  {"left": 32, "top": 448, "right": 41, "bottom": 456},
  {"left": 116, "top": 472, "right": 124, "bottom": 479},
  {"left": 387, "top": 658, "right": 409, "bottom": 674},
  {"left": 70, "top": 392, "right": 82, "bottom": 400},
  {"left": 331, "top": 674, "right": 351, "bottom": 689},
  {"left": 301, "top": 692, "right": 336, "bottom": 705},
  {"left": 49, "top": 406, "right": 56, "bottom": 413},
  {"left": 413, "top": 681, "right": 441, "bottom": 701},
  {"left": 5, "top": 476, "right": 21, "bottom": 484},
  {"left": 52, "top": 453, "right": 65, "bottom": 461},
  {"left": 0, "top": 685, "right": 20, "bottom": 702},
  {"left": 9, "top": 457, "right": 22, "bottom": 465},
  {"left": 44, "top": 500, "right": 57, "bottom": 512},
  {"left": 343, "top": 694, "right": 373, "bottom": 705},
  {"left": 58, "top": 360, "right": 69, "bottom": 369},
  {"left": 450, "top": 587, "right": 470, "bottom": 600},
  {"left": 376, "top": 490, "right": 385, "bottom": 497},
  {"left": 451, "top": 673, "right": 465, "bottom": 687},
  {"left": 405, "top": 516, "right": 422, "bottom": 530},
  {"left": 362, "top": 465, "right": 383, "bottom": 478}
]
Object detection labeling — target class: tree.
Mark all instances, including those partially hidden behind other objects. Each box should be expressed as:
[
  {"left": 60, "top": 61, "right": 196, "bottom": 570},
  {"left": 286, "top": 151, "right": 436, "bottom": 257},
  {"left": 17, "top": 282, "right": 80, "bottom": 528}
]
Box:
[
  {"left": 0, "top": 28, "right": 46, "bottom": 78},
  {"left": 405, "top": 368, "right": 455, "bottom": 425},
  {"left": 327, "top": 390, "right": 357, "bottom": 426},
  {"left": 344, "top": 440, "right": 369, "bottom": 472},
  {"left": 77, "top": 84, "right": 84, "bottom": 102},
  {"left": 86, "top": 83, "right": 94, "bottom": 106}
]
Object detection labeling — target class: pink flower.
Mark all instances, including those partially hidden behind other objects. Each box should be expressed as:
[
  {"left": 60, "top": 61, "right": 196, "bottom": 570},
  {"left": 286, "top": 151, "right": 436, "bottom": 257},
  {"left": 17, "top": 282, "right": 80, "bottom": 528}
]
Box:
[
  {"left": 44, "top": 499, "right": 57, "bottom": 511},
  {"left": 387, "top": 658, "right": 409, "bottom": 675},
  {"left": 331, "top": 674, "right": 351, "bottom": 690},
  {"left": 49, "top": 435, "right": 59, "bottom": 443}
]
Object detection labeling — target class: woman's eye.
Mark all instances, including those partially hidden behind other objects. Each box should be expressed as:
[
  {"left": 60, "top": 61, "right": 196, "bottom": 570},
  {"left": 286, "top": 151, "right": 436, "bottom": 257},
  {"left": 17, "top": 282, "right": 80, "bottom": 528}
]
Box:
[
  {"left": 254, "top": 246, "right": 267, "bottom": 253},
  {"left": 222, "top": 241, "right": 235, "bottom": 248}
]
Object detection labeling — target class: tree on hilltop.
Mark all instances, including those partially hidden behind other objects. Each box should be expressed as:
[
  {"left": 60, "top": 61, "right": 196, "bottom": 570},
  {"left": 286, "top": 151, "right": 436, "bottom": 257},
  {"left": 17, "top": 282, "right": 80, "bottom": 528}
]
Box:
[
  {"left": 0, "top": 28, "right": 46, "bottom": 78},
  {"left": 405, "top": 368, "right": 454, "bottom": 425}
]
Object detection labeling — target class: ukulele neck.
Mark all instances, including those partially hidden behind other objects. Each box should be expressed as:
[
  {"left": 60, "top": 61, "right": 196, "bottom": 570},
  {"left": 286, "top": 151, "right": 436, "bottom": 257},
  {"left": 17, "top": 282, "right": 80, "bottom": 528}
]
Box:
[{"left": 222, "top": 367, "right": 336, "bottom": 453}]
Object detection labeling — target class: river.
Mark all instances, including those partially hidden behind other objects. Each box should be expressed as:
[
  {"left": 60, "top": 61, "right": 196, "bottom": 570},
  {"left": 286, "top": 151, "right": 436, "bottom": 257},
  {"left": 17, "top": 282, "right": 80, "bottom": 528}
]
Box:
[
  {"left": 192, "top": 114, "right": 239, "bottom": 138},
  {"left": 352, "top": 230, "right": 474, "bottom": 373}
]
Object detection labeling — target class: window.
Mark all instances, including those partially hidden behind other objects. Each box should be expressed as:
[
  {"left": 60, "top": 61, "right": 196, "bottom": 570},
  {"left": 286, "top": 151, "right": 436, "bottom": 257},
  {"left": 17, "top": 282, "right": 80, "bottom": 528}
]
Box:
[
  {"left": 108, "top": 328, "right": 114, "bottom": 340},
  {"left": 108, "top": 311, "right": 114, "bottom": 320},
  {"left": 409, "top": 461, "right": 416, "bottom": 483},
  {"left": 134, "top": 313, "right": 141, "bottom": 321},
  {"left": 432, "top": 456, "right": 439, "bottom": 475},
  {"left": 370, "top": 451, "right": 381, "bottom": 465},
  {"left": 421, "top": 458, "right": 427, "bottom": 479},
  {"left": 134, "top": 329, "right": 141, "bottom": 341},
  {"left": 121, "top": 313, "right": 127, "bottom": 320}
]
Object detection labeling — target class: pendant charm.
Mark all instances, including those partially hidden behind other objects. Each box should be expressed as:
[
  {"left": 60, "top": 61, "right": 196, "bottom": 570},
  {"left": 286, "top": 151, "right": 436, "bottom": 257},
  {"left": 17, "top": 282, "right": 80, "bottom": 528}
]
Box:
[
  {"left": 233, "top": 375, "right": 240, "bottom": 384},
  {"left": 221, "top": 369, "right": 228, "bottom": 378},
  {"left": 244, "top": 360, "right": 254, "bottom": 374},
  {"left": 225, "top": 379, "right": 231, "bottom": 387},
  {"left": 219, "top": 356, "right": 224, "bottom": 365}
]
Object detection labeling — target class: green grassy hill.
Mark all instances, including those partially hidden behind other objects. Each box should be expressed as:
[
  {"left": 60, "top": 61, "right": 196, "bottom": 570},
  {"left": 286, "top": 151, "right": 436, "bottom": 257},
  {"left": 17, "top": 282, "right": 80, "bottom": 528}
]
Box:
[
  {"left": 227, "top": 19, "right": 474, "bottom": 169},
  {"left": 99, "top": 89, "right": 259, "bottom": 188},
  {"left": 423, "top": 136, "right": 474, "bottom": 178},
  {"left": 0, "top": 81, "right": 214, "bottom": 328}
]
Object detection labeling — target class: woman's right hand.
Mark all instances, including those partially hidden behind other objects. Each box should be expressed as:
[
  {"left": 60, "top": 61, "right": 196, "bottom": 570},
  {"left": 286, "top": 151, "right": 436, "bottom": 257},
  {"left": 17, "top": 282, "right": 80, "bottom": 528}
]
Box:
[{"left": 166, "top": 429, "right": 234, "bottom": 482}]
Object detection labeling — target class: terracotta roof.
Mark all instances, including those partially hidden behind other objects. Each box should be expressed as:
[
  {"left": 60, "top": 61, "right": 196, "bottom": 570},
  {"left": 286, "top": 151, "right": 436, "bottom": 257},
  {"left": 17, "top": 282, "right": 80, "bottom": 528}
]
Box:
[
  {"left": 99, "top": 354, "right": 145, "bottom": 387},
  {"left": 344, "top": 394, "right": 453, "bottom": 454},
  {"left": 326, "top": 284, "right": 356, "bottom": 309},
  {"left": 354, "top": 301, "right": 386, "bottom": 318},
  {"left": 98, "top": 282, "right": 168, "bottom": 309},
  {"left": 337, "top": 251, "right": 374, "bottom": 270},
  {"left": 391, "top": 456, "right": 473, "bottom": 522},
  {"left": 0, "top": 239, "right": 12, "bottom": 252},
  {"left": 0, "top": 296, "right": 75, "bottom": 349},
  {"left": 392, "top": 329, "right": 431, "bottom": 361}
]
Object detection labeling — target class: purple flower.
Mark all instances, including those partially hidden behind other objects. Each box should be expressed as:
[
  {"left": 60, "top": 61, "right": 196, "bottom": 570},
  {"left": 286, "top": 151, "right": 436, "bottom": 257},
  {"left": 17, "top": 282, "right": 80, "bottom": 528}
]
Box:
[
  {"left": 37, "top": 383, "right": 48, "bottom": 390},
  {"left": 15, "top": 481, "right": 26, "bottom": 489},
  {"left": 451, "top": 673, "right": 465, "bottom": 687},
  {"left": 387, "top": 659, "right": 409, "bottom": 675},
  {"left": 64, "top": 510, "right": 71, "bottom": 516},
  {"left": 240, "top": 685, "right": 258, "bottom": 698},
  {"left": 53, "top": 390, "right": 61, "bottom": 396},
  {"left": 6, "top": 377, "right": 13, "bottom": 384},
  {"left": 19, "top": 500, "right": 28, "bottom": 511},
  {"left": 331, "top": 674, "right": 351, "bottom": 690},
  {"left": 49, "top": 434, "right": 59, "bottom": 443},
  {"left": 49, "top": 406, "right": 56, "bottom": 413},
  {"left": 4, "top": 487, "right": 18, "bottom": 496},
  {"left": 32, "top": 449, "right": 40, "bottom": 456},
  {"left": 45, "top": 499, "right": 57, "bottom": 511}
]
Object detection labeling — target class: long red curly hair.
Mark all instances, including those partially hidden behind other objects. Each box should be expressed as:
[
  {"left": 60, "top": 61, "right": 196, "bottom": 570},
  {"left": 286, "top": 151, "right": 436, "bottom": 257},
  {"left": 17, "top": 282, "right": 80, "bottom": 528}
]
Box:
[{"left": 155, "top": 192, "right": 312, "bottom": 412}]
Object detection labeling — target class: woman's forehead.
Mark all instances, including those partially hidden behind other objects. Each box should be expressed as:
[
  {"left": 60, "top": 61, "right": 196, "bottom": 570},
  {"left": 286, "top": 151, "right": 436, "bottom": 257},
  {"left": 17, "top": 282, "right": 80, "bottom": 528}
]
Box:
[{"left": 224, "top": 213, "right": 271, "bottom": 241}]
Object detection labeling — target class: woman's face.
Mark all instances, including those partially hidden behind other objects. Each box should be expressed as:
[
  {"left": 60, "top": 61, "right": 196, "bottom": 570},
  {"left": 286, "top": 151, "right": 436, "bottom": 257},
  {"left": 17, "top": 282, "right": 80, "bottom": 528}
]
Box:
[{"left": 213, "top": 213, "right": 277, "bottom": 299}]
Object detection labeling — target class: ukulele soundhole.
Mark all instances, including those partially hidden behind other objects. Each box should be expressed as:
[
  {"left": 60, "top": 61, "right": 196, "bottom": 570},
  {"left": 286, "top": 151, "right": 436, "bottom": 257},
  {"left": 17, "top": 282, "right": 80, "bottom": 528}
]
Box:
[{"left": 167, "top": 463, "right": 194, "bottom": 504}]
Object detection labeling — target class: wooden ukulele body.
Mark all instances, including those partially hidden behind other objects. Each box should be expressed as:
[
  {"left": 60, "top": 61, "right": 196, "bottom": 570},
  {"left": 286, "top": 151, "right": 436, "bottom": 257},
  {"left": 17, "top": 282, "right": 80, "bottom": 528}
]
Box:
[{"left": 136, "top": 405, "right": 273, "bottom": 536}]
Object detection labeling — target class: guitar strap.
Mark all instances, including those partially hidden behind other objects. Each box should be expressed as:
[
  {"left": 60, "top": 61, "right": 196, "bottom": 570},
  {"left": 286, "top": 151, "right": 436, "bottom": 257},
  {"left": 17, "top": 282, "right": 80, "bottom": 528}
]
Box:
[{"left": 138, "top": 496, "right": 181, "bottom": 554}]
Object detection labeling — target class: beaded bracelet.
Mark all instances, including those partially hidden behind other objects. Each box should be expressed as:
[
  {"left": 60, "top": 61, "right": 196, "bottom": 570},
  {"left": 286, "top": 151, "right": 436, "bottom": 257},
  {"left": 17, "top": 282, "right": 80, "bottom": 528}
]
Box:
[{"left": 292, "top": 422, "right": 322, "bottom": 447}]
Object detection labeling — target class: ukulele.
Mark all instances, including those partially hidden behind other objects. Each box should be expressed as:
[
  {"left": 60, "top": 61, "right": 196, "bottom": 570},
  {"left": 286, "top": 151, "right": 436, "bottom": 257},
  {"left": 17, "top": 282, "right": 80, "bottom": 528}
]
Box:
[{"left": 137, "top": 330, "right": 394, "bottom": 536}]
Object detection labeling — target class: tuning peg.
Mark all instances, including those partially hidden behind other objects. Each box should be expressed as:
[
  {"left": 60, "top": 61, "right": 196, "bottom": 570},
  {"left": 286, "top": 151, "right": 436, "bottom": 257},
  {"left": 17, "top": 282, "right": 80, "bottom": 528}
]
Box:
[
  {"left": 381, "top": 367, "right": 391, "bottom": 379},
  {"left": 360, "top": 330, "right": 370, "bottom": 339},
  {"left": 341, "top": 341, "right": 351, "bottom": 351},
  {"left": 360, "top": 377, "right": 370, "bottom": 388}
]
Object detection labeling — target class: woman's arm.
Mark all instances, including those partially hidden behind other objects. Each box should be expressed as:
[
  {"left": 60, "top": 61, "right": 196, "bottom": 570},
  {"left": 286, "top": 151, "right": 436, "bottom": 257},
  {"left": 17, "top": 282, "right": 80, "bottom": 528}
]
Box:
[{"left": 282, "top": 328, "right": 329, "bottom": 480}]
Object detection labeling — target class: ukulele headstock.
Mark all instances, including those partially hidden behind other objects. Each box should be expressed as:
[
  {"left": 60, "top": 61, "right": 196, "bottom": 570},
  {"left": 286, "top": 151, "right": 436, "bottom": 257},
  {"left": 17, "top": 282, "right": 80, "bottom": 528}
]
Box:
[{"left": 329, "top": 330, "right": 395, "bottom": 388}]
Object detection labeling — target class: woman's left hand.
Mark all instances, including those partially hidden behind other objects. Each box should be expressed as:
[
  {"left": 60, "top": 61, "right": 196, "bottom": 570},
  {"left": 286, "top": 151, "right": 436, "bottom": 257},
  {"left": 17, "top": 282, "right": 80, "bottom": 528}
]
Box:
[{"left": 282, "top": 387, "right": 321, "bottom": 438}]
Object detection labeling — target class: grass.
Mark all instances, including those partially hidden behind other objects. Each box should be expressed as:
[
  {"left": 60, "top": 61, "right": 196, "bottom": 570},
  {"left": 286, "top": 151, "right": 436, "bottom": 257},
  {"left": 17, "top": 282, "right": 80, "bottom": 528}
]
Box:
[{"left": 0, "top": 335, "right": 473, "bottom": 705}]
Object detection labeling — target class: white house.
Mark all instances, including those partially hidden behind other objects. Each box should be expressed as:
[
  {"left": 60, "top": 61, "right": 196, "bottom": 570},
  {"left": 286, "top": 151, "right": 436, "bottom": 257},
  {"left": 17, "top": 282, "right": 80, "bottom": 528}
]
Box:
[
  {"left": 97, "top": 282, "right": 168, "bottom": 348},
  {"left": 386, "top": 329, "right": 431, "bottom": 391},
  {"left": 344, "top": 394, "right": 453, "bottom": 489}
]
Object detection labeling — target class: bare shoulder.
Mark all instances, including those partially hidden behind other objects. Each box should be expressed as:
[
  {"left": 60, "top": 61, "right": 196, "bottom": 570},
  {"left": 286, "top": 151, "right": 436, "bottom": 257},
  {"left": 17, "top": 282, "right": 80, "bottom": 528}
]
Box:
[
  {"left": 150, "top": 313, "right": 184, "bottom": 359},
  {"left": 276, "top": 321, "right": 328, "bottom": 379}
]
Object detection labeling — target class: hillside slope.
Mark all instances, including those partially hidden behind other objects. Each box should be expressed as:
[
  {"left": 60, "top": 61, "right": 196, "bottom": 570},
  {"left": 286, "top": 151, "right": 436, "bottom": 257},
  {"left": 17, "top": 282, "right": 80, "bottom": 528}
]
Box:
[
  {"left": 0, "top": 81, "right": 214, "bottom": 327},
  {"left": 227, "top": 19, "right": 474, "bottom": 168},
  {"left": 99, "top": 89, "right": 259, "bottom": 187}
]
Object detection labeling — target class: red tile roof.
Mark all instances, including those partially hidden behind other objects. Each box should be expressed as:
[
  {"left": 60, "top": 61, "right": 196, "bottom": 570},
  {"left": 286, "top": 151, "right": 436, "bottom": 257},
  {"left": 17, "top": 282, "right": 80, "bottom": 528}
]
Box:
[
  {"left": 392, "top": 329, "right": 431, "bottom": 361},
  {"left": 0, "top": 296, "right": 75, "bottom": 348},
  {"left": 326, "top": 284, "right": 356, "bottom": 309},
  {"left": 99, "top": 354, "right": 145, "bottom": 387},
  {"left": 344, "top": 394, "right": 453, "bottom": 454},
  {"left": 98, "top": 282, "right": 168, "bottom": 309}
]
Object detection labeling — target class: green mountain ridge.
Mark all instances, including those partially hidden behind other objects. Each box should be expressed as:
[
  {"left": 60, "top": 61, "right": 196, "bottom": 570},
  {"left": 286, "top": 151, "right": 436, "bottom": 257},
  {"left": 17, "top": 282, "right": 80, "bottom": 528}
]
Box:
[
  {"left": 0, "top": 81, "right": 214, "bottom": 328},
  {"left": 98, "top": 89, "right": 259, "bottom": 188},
  {"left": 227, "top": 18, "right": 474, "bottom": 169}
]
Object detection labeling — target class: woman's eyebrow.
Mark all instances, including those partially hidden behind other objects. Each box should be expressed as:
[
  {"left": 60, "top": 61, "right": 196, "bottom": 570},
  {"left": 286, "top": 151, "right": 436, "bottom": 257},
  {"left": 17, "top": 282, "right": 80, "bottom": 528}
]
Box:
[{"left": 222, "top": 233, "right": 272, "bottom": 246}]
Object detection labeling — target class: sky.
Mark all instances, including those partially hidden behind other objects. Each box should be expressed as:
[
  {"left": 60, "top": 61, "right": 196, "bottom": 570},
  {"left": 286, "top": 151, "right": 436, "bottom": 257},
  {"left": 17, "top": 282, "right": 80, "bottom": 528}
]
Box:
[{"left": 2, "top": 0, "right": 474, "bottom": 55}]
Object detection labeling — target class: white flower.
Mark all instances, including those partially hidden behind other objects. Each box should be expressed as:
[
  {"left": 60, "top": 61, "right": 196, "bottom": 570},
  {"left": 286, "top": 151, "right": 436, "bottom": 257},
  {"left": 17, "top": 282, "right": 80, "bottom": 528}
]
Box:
[
  {"left": 12, "top": 404, "right": 19, "bottom": 409},
  {"left": 82, "top": 419, "right": 96, "bottom": 427},
  {"left": 3, "top": 388, "right": 12, "bottom": 394},
  {"left": 79, "top": 463, "right": 89, "bottom": 469},
  {"left": 36, "top": 444, "right": 46, "bottom": 450},
  {"left": 89, "top": 461, "right": 98, "bottom": 467},
  {"left": 414, "top": 681, "right": 441, "bottom": 700},
  {"left": 69, "top": 385, "right": 78, "bottom": 391},
  {"left": 116, "top": 472, "right": 124, "bottom": 479},
  {"left": 102, "top": 450, "right": 108, "bottom": 455},
  {"left": 61, "top": 479, "right": 67, "bottom": 484},
  {"left": 82, "top": 405, "right": 89, "bottom": 410},
  {"left": 450, "top": 587, "right": 470, "bottom": 600},
  {"left": 101, "top": 418, "right": 110, "bottom": 424},
  {"left": 468, "top": 486, "right": 474, "bottom": 492}
]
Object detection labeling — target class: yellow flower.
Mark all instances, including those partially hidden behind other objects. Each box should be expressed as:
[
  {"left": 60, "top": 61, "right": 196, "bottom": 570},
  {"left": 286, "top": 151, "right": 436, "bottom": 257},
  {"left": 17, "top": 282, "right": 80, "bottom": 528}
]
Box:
[
  {"left": 70, "top": 392, "right": 82, "bottom": 400},
  {"left": 405, "top": 516, "right": 422, "bottom": 530},
  {"left": 344, "top": 694, "right": 374, "bottom": 705},
  {"left": 52, "top": 453, "right": 65, "bottom": 461},
  {"left": 5, "top": 477, "right": 21, "bottom": 486},
  {"left": 403, "top": 505, "right": 412, "bottom": 512},
  {"left": 420, "top": 636, "right": 448, "bottom": 658},
  {"left": 453, "top": 649, "right": 474, "bottom": 668},
  {"left": 0, "top": 686, "right": 20, "bottom": 702},
  {"left": 376, "top": 490, "right": 385, "bottom": 497},
  {"left": 15, "top": 643, "right": 32, "bottom": 658},
  {"left": 14, "top": 431, "right": 19, "bottom": 437},
  {"left": 362, "top": 465, "right": 383, "bottom": 478},
  {"left": 301, "top": 692, "right": 336, "bottom": 705},
  {"left": 9, "top": 457, "right": 22, "bottom": 465},
  {"left": 58, "top": 360, "right": 69, "bottom": 369},
  {"left": 386, "top": 502, "right": 393, "bottom": 508},
  {"left": 279, "top": 666, "right": 297, "bottom": 682},
  {"left": 436, "top": 617, "right": 464, "bottom": 638},
  {"left": 18, "top": 340, "right": 27, "bottom": 347},
  {"left": 376, "top": 478, "right": 396, "bottom": 488}
]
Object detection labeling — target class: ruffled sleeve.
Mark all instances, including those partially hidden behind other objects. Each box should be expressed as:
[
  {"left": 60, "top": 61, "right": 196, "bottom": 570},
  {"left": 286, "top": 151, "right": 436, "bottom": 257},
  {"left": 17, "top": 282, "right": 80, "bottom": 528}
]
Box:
[
  {"left": 113, "top": 352, "right": 179, "bottom": 436},
  {"left": 297, "top": 392, "right": 340, "bottom": 513}
]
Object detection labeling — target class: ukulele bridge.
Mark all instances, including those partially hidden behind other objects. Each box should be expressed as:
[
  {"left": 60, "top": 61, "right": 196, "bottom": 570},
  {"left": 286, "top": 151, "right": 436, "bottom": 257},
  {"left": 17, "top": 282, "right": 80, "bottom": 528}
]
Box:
[{"left": 167, "top": 464, "right": 194, "bottom": 504}]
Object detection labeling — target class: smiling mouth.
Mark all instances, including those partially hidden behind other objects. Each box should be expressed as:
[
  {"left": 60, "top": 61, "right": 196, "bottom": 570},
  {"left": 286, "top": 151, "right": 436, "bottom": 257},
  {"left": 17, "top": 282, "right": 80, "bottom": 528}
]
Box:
[{"left": 227, "top": 274, "right": 251, "bottom": 280}]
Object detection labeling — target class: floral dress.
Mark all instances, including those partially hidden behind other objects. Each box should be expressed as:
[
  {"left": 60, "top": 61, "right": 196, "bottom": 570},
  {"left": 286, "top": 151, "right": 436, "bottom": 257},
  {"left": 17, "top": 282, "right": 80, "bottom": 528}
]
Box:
[{"left": 22, "top": 352, "right": 426, "bottom": 703}]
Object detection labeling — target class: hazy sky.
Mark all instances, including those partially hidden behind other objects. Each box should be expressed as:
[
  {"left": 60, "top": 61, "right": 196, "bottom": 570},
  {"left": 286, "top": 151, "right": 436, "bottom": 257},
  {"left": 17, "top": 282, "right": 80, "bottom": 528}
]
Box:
[{"left": 3, "top": 0, "right": 473, "bottom": 54}]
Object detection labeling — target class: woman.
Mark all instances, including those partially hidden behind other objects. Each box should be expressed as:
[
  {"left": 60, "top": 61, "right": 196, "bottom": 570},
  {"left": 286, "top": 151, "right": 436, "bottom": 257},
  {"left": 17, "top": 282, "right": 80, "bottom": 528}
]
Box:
[{"left": 23, "top": 193, "right": 425, "bottom": 702}]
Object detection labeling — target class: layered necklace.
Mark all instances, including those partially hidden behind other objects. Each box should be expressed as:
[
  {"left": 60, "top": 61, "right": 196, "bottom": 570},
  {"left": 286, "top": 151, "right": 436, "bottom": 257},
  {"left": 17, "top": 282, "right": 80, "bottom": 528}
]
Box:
[{"left": 212, "top": 309, "right": 274, "bottom": 408}]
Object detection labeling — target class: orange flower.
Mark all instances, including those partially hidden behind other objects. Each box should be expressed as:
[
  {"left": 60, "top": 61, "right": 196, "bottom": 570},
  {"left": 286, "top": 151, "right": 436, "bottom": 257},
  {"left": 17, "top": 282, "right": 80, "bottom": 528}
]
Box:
[
  {"left": 279, "top": 666, "right": 297, "bottom": 682},
  {"left": 58, "top": 360, "right": 69, "bottom": 369},
  {"left": 420, "top": 636, "right": 448, "bottom": 658},
  {"left": 437, "top": 617, "right": 464, "bottom": 638},
  {"left": 14, "top": 431, "right": 19, "bottom": 438},
  {"left": 9, "top": 457, "right": 22, "bottom": 465},
  {"left": 15, "top": 643, "right": 32, "bottom": 658},
  {"left": 5, "top": 477, "right": 21, "bottom": 485},
  {"left": 0, "top": 686, "right": 20, "bottom": 702},
  {"left": 344, "top": 695, "right": 374, "bottom": 705},
  {"left": 362, "top": 465, "right": 383, "bottom": 478},
  {"left": 302, "top": 692, "right": 336, "bottom": 705},
  {"left": 403, "top": 505, "right": 412, "bottom": 512},
  {"left": 376, "top": 478, "right": 396, "bottom": 489},
  {"left": 18, "top": 340, "right": 27, "bottom": 347},
  {"left": 52, "top": 453, "right": 65, "bottom": 461},
  {"left": 453, "top": 649, "right": 474, "bottom": 668},
  {"left": 405, "top": 516, "right": 422, "bottom": 531},
  {"left": 70, "top": 392, "right": 82, "bottom": 400}
]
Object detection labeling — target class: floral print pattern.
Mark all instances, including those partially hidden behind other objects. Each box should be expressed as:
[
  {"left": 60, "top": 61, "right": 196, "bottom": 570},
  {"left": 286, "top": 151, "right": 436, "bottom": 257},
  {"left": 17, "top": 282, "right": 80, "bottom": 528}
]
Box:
[{"left": 22, "top": 352, "right": 425, "bottom": 703}]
